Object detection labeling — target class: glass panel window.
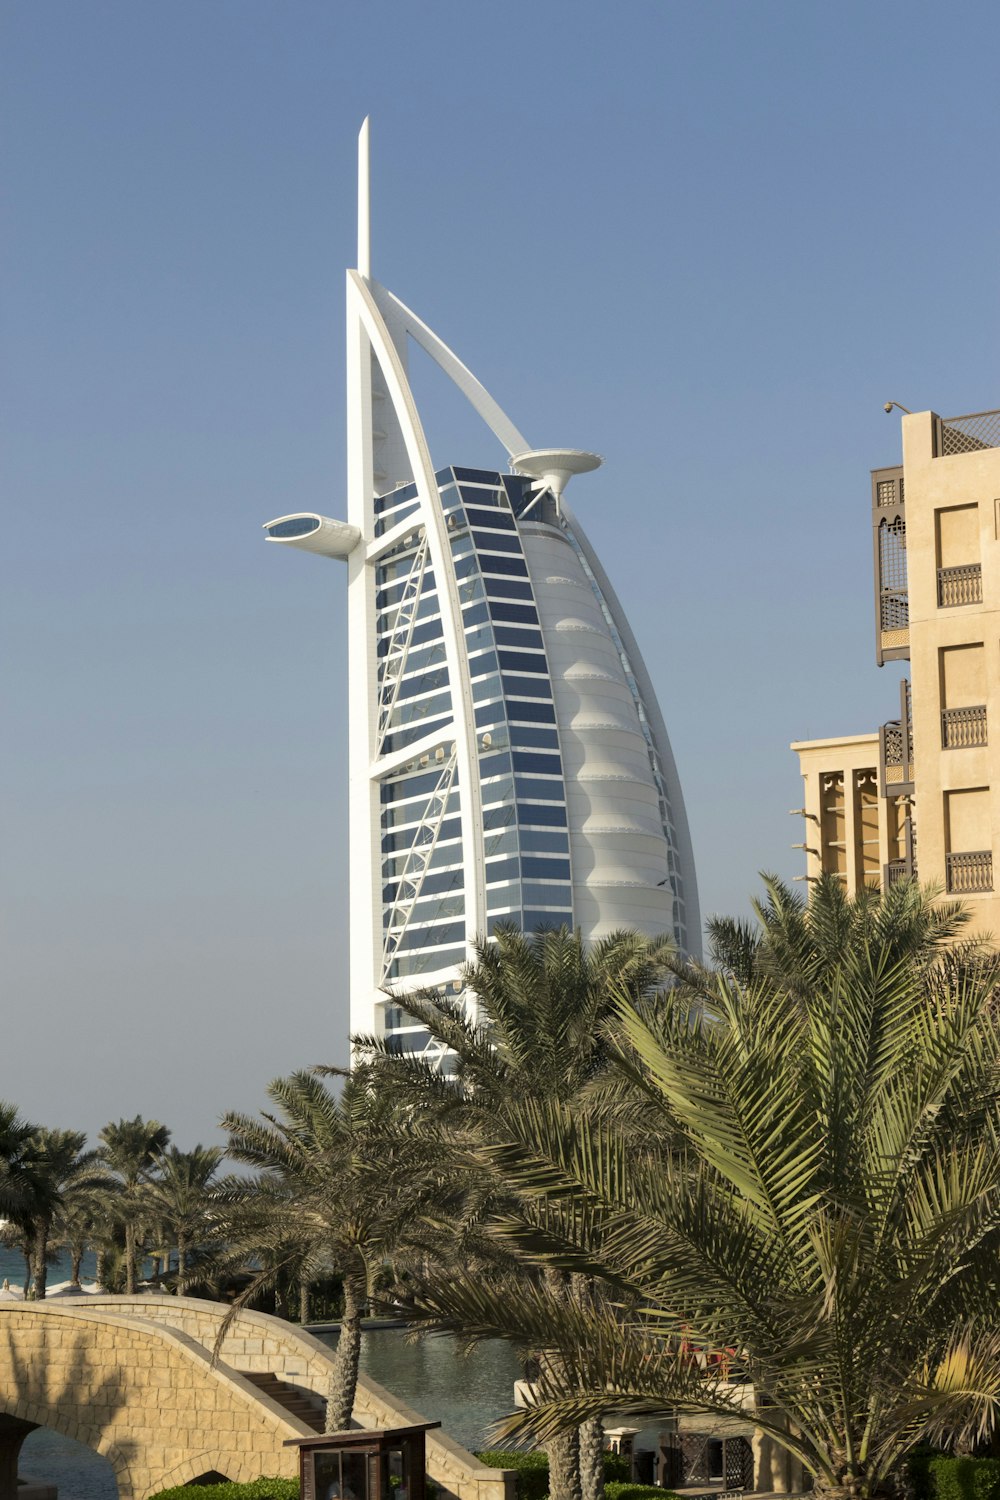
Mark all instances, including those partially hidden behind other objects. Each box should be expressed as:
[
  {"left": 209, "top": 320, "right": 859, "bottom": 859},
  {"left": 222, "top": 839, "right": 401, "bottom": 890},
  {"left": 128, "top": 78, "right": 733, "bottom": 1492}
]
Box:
[
  {"left": 479, "top": 554, "right": 529, "bottom": 578},
  {"left": 499, "top": 651, "right": 549, "bottom": 675},
  {"left": 478, "top": 752, "right": 512, "bottom": 782},
  {"left": 512, "top": 750, "right": 563, "bottom": 774},
  {"left": 483, "top": 803, "right": 517, "bottom": 830},
  {"left": 506, "top": 699, "right": 556, "bottom": 723},
  {"left": 472, "top": 673, "right": 503, "bottom": 704},
  {"left": 489, "top": 600, "right": 539, "bottom": 624},
  {"left": 494, "top": 626, "right": 545, "bottom": 649},
  {"left": 485, "top": 577, "right": 535, "bottom": 601},
  {"left": 516, "top": 802, "right": 567, "bottom": 827},
  {"left": 518, "top": 827, "right": 570, "bottom": 853},
  {"left": 522, "top": 857, "right": 571, "bottom": 881},
  {"left": 469, "top": 651, "right": 498, "bottom": 679},
  {"left": 510, "top": 724, "right": 560, "bottom": 749},
  {"left": 515, "top": 776, "right": 564, "bottom": 801},
  {"left": 502, "top": 676, "right": 553, "bottom": 699},
  {"left": 473, "top": 530, "right": 523, "bottom": 554},
  {"left": 523, "top": 910, "right": 573, "bottom": 930},
  {"left": 465, "top": 506, "right": 515, "bottom": 530}
]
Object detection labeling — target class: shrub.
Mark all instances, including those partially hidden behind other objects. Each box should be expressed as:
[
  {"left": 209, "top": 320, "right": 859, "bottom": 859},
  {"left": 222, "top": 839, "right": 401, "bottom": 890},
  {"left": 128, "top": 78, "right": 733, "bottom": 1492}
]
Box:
[
  {"left": 475, "top": 1451, "right": 674, "bottom": 1500},
  {"left": 928, "top": 1457, "right": 1000, "bottom": 1500},
  {"left": 476, "top": 1451, "right": 548, "bottom": 1500},
  {"left": 148, "top": 1483, "right": 299, "bottom": 1500},
  {"left": 606, "top": 1486, "right": 679, "bottom": 1500},
  {"left": 907, "top": 1448, "right": 944, "bottom": 1500}
]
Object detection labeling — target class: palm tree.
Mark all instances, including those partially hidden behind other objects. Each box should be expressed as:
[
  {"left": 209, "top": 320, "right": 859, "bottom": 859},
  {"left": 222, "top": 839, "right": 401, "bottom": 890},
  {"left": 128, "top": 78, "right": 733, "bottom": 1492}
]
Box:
[
  {"left": 25, "top": 1128, "right": 108, "bottom": 1298},
  {"left": 0, "top": 1102, "right": 42, "bottom": 1225},
  {"left": 366, "top": 925, "right": 674, "bottom": 1500},
  {"left": 97, "top": 1116, "right": 171, "bottom": 1294},
  {"left": 144, "top": 1144, "right": 223, "bottom": 1290},
  {"left": 218, "top": 1064, "right": 446, "bottom": 1432},
  {"left": 405, "top": 900, "right": 1000, "bottom": 1500}
]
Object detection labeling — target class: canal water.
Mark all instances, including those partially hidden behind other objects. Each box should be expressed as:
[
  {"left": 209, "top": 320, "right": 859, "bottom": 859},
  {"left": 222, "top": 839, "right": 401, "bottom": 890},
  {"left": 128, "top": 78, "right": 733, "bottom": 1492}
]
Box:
[{"left": 4, "top": 1249, "right": 521, "bottom": 1500}]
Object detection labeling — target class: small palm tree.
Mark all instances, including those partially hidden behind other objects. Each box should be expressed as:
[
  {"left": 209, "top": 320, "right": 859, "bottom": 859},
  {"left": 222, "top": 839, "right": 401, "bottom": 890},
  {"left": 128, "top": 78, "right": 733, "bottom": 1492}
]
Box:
[
  {"left": 97, "top": 1116, "right": 171, "bottom": 1294},
  {"left": 218, "top": 1065, "right": 445, "bottom": 1432},
  {"left": 144, "top": 1144, "right": 223, "bottom": 1289},
  {"left": 407, "top": 900, "right": 1000, "bottom": 1499}
]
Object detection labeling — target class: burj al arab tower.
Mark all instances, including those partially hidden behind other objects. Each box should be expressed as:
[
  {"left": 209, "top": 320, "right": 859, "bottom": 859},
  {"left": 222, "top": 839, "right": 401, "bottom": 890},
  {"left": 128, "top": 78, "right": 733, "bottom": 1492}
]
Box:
[{"left": 264, "top": 122, "right": 700, "bottom": 1058}]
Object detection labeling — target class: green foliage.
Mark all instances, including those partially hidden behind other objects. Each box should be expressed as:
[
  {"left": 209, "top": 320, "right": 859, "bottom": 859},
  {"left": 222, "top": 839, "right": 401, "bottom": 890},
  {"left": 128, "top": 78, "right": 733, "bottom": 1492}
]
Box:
[
  {"left": 148, "top": 1481, "right": 298, "bottom": 1500},
  {"left": 474, "top": 1450, "right": 645, "bottom": 1500},
  {"left": 928, "top": 1457, "right": 1000, "bottom": 1500},
  {"left": 907, "top": 1448, "right": 944, "bottom": 1500},
  {"left": 605, "top": 1486, "right": 679, "bottom": 1500},
  {"left": 476, "top": 1450, "right": 549, "bottom": 1500}
]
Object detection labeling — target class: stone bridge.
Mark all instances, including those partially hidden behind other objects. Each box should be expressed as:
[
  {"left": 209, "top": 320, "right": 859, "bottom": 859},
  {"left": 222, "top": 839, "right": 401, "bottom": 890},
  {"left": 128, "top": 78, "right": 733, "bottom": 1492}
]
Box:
[{"left": 0, "top": 1296, "right": 514, "bottom": 1500}]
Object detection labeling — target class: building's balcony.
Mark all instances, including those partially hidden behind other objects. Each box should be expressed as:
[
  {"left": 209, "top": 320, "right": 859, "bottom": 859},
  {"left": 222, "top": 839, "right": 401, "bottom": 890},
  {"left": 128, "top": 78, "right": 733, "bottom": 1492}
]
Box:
[
  {"left": 872, "top": 467, "right": 909, "bottom": 666},
  {"left": 879, "top": 680, "right": 914, "bottom": 797},
  {"left": 885, "top": 859, "right": 910, "bottom": 886},
  {"left": 937, "top": 563, "right": 983, "bottom": 608},
  {"left": 941, "top": 705, "right": 987, "bottom": 749},
  {"left": 946, "top": 851, "right": 993, "bottom": 894}
]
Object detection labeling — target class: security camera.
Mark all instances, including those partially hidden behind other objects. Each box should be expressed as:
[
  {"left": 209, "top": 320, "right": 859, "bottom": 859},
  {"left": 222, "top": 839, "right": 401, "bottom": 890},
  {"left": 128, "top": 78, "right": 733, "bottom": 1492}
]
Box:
[{"left": 883, "top": 402, "right": 893, "bottom": 414}]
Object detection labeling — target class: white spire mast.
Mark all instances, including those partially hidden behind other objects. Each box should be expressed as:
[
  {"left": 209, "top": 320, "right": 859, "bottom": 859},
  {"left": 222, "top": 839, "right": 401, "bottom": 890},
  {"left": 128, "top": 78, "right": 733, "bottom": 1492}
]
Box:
[{"left": 357, "top": 116, "right": 371, "bottom": 280}]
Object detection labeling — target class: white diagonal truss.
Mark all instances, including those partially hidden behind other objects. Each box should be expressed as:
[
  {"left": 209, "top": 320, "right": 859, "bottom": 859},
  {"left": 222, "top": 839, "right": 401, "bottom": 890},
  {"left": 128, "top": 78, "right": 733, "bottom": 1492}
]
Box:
[
  {"left": 380, "top": 747, "right": 459, "bottom": 984},
  {"left": 376, "top": 528, "right": 429, "bottom": 755}
]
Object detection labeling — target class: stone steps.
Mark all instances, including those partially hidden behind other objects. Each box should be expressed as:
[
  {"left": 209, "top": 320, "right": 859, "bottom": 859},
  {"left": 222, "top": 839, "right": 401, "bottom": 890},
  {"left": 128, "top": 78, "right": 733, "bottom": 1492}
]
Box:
[{"left": 242, "top": 1371, "right": 326, "bottom": 1432}]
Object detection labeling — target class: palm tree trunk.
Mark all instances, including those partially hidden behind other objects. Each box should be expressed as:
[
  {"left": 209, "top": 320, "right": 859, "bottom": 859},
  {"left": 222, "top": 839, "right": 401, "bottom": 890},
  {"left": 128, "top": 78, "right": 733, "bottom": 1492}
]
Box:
[
  {"left": 326, "top": 1269, "right": 366, "bottom": 1433},
  {"left": 546, "top": 1427, "right": 582, "bottom": 1500},
  {"left": 22, "top": 1250, "right": 33, "bottom": 1299},
  {"left": 540, "top": 1270, "right": 583, "bottom": 1500},
  {"left": 177, "top": 1234, "right": 187, "bottom": 1291},
  {"left": 299, "top": 1280, "right": 310, "bottom": 1325},
  {"left": 70, "top": 1248, "right": 83, "bottom": 1287},
  {"left": 33, "top": 1225, "right": 49, "bottom": 1300},
  {"left": 95, "top": 1245, "right": 107, "bottom": 1291},
  {"left": 125, "top": 1220, "right": 136, "bottom": 1295},
  {"left": 579, "top": 1418, "right": 604, "bottom": 1500}
]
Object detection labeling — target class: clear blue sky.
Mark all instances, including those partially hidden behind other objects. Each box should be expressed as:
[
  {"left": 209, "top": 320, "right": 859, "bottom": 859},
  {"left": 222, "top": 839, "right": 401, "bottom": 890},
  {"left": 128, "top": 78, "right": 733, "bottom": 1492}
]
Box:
[{"left": 4, "top": 0, "right": 999, "bottom": 1147}]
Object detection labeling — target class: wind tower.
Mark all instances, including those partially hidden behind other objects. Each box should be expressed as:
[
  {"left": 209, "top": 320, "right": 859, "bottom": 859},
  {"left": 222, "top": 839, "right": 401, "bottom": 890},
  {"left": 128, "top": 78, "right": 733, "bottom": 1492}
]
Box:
[{"left": 264, "top": 121, "right": 700, "bottom": 1059}]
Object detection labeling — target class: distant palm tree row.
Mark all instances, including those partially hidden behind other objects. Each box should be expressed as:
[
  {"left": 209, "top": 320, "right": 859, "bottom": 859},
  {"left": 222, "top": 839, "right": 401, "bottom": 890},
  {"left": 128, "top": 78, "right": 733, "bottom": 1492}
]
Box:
[
  {"left": 2, "top": 876, "right": 999, "bottom": 1500},
  {"left": 0, "top": 1114, "right": 222, "bottom": 1300}
]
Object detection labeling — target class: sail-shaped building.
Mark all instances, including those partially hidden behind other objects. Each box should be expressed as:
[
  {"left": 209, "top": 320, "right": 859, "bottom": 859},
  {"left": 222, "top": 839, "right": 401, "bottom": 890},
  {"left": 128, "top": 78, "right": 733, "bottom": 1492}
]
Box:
[{"left": 264, "top": 122, "right": 700, "bottom": 1058}]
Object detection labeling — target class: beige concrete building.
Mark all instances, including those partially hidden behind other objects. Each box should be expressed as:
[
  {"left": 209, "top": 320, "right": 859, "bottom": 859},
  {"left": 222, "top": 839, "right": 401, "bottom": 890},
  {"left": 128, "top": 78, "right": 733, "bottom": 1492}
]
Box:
[{"left": 792, "top": 406, "right": 1000, "bottom": 937}]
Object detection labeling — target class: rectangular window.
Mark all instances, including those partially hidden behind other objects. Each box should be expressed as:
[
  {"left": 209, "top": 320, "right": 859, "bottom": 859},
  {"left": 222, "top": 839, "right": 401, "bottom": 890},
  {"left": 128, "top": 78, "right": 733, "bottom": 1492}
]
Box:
[
  {"left": 512, "top": 750, "right": 562, "bottom": 774},
  {"left": 523, "top": 881, "right": 572, "bottom": 907},
  {"left": 516, "top": 777, "right": 565, "bottom": 802},
  {"left": 510, "top": 724, "right": 560, "bottom": 749},
  {"left": 486, "top": 857, "right": 522, "bottom": 885},
  {"left": 469, "top": 651, "right": 498, "bottom": 679},
  {"left": 479, "top": 554, "right": 529, "bottom": 578},
  {"left": 478, "top": 752, "right": 513, "bottom": 782},
  {"left": 483, "top": 803, "right": 517, "bottom": 830},
  {"left": 503, "top": 675, "right": 553, "bottom": 698},
  {"left": 507, "top": 699, "right": 557, "bottom": 723},
  {"left": 517, "top": 802, "right": 568, "bottom": 827},
  {"left": 465, "top": 506, "right": 515, "bottom": 530},
  {"left": 485, "top": 577, "right": 535, "bottom": 601},
  {"left": 499, "top": 650, "right": 549, "bottom": 675},
  {"left": 473, "top": 530, "right": 522, "bottom": 554},
  {"left": 462, "top": 601, "right": 490, "bottom": 628},
  {"left": 518, "top": 827, "right": 570, "bottom": 854},
  {"left": 489, "top": 599, "right": 539, "bottom": 624},
  {"left": 494, "top": 625, "right": 545, "bottom": 649},
  {"left": 522, "top": 857, "right": 571, "bottom": 881}
]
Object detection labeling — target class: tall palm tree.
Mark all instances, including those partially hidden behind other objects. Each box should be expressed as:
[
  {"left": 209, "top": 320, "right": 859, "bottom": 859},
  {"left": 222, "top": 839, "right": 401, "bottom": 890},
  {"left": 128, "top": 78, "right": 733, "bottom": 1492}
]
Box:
[
  {"left": 144, "top": 1144, "right": 223, "bottom": 1289},
  {"left": 25, "top": 1129, "right": 108, "bottom": 1298},
  {"left": 97, "top": 1116, "right": 171, "bottom": 1294},
  {"left": 218, "top": 1064, "right": 447, "bottom": 1432},
  {"left": 406, "top": 903, "right": 1000, "bottom": 1500},
  {"left": 366, "top": 925, "right": 674, "bottom": 1500}
]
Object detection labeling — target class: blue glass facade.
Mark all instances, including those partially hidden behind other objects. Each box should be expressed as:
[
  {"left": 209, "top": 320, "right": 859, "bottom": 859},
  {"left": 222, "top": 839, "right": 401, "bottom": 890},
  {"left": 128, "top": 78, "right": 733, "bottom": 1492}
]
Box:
[{"left": 376, "top": 468, "right": 574, "bottom": 1014}]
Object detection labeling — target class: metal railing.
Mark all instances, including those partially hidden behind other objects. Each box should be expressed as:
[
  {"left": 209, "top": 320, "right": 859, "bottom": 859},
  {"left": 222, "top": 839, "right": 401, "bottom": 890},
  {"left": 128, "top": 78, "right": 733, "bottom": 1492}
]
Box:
[
  {"left": 939, "top": 409, "right": 1000, "bottom": 455},
  {"left": 946, "top": 851, "right": 993, "bottom": 894},
  {"left": 942, "top": 705, "right": 987, "bottom": 748},
  {"left": 886, "top": 859, "right": 910, "bottom": 886},
  {"left": 938, "top": 563, "right": 982, "bottom": 607}
]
